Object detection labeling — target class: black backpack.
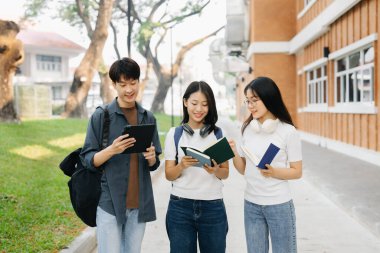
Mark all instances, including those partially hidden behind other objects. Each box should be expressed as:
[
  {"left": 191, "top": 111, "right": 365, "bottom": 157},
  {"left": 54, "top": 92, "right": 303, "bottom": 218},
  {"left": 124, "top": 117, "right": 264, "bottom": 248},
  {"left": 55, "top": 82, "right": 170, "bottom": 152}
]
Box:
[{"left": 59, "top": 106, "right": 110, "bottom": 227}]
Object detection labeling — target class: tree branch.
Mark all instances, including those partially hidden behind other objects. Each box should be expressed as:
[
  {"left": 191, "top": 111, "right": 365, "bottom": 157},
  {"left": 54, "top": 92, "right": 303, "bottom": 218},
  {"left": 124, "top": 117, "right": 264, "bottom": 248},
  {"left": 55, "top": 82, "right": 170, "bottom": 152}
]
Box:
[
  {"left": 110, "top": 21, "right": 121, "bottom": 59},
  {"left": 147, "top": 0, "right": 166, "bottom": 22},
  {"left": 162, "top": 0, "right": 210, "bottom": 26},
  {"left": 76, "top": 0, "right": 94, "bottom": 38},
  {"left": 172, "top": 25, "right": 224, "bottom": 75},
  {"left": 154, "top": 28, "right": 168, "bottom": 57},
  {"left": 117, "top": 0, "right": 141, "bottom": 23}
]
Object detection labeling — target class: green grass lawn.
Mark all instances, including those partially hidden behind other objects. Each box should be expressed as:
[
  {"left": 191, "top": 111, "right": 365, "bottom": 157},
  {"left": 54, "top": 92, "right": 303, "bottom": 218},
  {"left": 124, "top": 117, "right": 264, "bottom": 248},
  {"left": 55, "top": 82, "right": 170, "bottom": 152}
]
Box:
[{"left": 0, "top": 113, "right": 180, "bottom": 252}]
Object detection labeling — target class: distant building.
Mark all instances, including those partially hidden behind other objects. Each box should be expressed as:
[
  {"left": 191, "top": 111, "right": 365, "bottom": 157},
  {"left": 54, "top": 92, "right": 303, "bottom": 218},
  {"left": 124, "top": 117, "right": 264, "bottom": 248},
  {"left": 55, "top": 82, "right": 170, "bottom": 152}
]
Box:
[
  {"left": 15, "top": 29, "right": 87, "bottom": 113},
  {"left": 226, "top": 0, "right": 380, "bottom": 165}
]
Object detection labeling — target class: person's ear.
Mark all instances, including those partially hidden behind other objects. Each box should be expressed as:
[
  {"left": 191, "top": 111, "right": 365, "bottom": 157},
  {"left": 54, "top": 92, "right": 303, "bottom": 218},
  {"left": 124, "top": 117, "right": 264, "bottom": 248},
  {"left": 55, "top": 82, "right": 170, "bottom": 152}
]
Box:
[{"left": 183, "top": 98, "right": 188, "bottom": 108}]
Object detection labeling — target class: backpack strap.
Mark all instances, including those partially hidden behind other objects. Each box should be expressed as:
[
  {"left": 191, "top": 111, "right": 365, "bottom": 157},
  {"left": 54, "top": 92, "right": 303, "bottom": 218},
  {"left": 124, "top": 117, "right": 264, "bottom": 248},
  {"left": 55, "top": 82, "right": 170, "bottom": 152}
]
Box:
[
  {"left": 214, "top": 126, "right": 223, "bottom": 140},
  {"left": 97, "top": 105, "right": 110, "bottom": 171},
  {"left": 99, "top": 105, "right": 110, "bottom": 150},
  {"left": 174, "top": 126, "right": 183, "bottom": 165}
]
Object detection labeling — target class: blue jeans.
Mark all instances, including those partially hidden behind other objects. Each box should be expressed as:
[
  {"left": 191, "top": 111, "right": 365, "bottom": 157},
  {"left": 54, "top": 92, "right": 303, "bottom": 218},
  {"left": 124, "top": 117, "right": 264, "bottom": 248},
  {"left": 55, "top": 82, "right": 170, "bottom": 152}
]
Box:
[
  {"left": 96, "top": 206, "right": 146, "bottom": 253},
  {"left": 166, "top": 195, "right": 228, "bottom": 253},
  {"left": 244, "top": 200, "right": 297, "bottom": 253}
]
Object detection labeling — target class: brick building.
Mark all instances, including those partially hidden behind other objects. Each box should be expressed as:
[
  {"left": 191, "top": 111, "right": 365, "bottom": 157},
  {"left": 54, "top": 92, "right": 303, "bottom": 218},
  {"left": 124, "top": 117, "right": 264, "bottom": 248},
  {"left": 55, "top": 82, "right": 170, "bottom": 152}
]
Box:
[{"left": 232, "top": 0, "right": 380, "bottom": 165}]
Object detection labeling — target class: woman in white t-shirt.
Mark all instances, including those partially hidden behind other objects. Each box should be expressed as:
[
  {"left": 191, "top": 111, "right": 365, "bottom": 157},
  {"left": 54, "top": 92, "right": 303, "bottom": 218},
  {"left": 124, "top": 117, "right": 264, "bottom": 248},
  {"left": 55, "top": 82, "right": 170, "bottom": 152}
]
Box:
[
  {"left": 229, "top": 76, "right": 302, "bottom": 253},
  {"left": 164, "top": 81, "right": 229, "bottom": 253}
]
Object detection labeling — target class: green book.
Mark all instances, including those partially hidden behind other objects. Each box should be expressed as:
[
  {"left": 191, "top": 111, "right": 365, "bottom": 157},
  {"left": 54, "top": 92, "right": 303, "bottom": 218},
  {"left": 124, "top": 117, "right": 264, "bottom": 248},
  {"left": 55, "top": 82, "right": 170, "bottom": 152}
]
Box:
[{"left": 181, "top": 137, "right": 235, "bottom": 166}]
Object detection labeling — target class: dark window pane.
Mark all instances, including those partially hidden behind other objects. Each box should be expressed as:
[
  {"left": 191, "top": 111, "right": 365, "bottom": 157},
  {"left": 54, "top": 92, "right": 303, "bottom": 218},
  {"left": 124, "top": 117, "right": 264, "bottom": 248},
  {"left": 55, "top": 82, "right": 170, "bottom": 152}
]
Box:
[
  {"left": 348, "top": 73, "right": 354, "bottom": 102},
  {"left": 337, "top": 59, "right": 346, "bottom": 72},
  {"left": 316, "top": 68, "right": 321, "bottom": 78},
  {"left": 315, "top": 82, "right": 319, "bottom": 103},
  {"left": 356, "top": 71, "right": 361, "bottom": 102},
  {"left": 349, "top": 51, "right": 360, "bottom": 68}
]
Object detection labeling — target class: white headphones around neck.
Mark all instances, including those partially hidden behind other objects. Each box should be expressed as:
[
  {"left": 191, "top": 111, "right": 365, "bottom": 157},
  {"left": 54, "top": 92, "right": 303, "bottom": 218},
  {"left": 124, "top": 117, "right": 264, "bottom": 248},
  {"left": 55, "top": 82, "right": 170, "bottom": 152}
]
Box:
[{"left": 250, "top": 118, "right": 279, "bottom": 134}]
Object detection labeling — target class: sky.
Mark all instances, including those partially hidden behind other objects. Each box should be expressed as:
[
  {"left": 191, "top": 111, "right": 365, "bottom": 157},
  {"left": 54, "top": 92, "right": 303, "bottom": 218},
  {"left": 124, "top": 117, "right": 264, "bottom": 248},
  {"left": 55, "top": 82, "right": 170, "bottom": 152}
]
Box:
[
  {"left": 0, "top": 0, "right": 226, "bottom": 69},
  {"left": 1, "top": 0, "right": 229, "bottom": 115}
]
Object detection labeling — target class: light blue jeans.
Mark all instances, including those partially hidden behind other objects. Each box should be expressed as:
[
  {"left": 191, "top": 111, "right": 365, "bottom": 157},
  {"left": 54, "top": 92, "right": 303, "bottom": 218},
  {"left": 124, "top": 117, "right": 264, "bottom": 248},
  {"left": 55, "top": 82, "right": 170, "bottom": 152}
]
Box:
[
  {"left": 96, "top": 206, "right": 146, "bottom": 253},
  {"left": 244, "top": 200, "right": 297, "bottom": 253}
]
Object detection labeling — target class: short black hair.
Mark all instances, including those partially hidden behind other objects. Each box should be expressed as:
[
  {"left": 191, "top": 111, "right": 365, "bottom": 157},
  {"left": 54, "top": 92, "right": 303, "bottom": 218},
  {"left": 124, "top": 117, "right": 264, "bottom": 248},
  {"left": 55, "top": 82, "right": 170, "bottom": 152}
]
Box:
[
  {"left": 182, "top": 81, "right": 218, "bottom": 133},
  {"left": 109, "top": 57, "right": 140, "bottom": 83}
]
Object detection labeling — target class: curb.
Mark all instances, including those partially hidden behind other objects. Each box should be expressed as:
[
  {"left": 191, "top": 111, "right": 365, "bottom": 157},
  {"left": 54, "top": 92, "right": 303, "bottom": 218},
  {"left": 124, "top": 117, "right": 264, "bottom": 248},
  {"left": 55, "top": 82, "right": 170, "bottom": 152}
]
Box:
[
  {"left": 60, "top": 163, "right": 164, "bottom": 252},
  {"left": 60, "top": 227, "right": 97, "bottom": 253}
]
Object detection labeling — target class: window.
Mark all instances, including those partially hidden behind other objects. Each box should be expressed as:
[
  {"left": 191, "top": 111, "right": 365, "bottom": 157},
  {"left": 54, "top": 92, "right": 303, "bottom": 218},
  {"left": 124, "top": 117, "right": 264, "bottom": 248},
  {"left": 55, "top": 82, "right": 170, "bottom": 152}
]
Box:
[
  {"left": 36, "top": 55, "right": 62, "bottom": 72},
  {"left": 52, "top": 86, "right": 63, "bottom": 100},
  {"left": 335, "top": 46, "right": 374, "bottom": 104},
  {"left": 304, "top": 0, "right": 314, "bottom": 5},
  {"left": 307, "top": 64, "right": 328, "bottom": 105}
]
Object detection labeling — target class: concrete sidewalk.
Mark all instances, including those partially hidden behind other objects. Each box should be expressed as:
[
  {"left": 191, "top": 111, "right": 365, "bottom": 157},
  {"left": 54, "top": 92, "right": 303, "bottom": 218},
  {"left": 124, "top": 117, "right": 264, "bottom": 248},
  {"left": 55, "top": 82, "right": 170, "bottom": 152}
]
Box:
[
  {"left": 141, "top": 161, "right": 380, "bottom": 252},
  {"left": 64, "top": 116, "right": 380, "bottom": 252}
]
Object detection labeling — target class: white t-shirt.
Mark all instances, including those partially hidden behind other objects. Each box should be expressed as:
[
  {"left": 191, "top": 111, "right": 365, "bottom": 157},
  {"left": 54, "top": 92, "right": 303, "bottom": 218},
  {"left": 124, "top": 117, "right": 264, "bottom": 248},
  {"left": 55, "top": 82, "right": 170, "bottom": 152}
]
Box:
[
  {"left": 164, "top": 127, "right": 224, "bottom": 200},
  {"left": 239, "top": 120, "right": 302, "bottom": 205}
]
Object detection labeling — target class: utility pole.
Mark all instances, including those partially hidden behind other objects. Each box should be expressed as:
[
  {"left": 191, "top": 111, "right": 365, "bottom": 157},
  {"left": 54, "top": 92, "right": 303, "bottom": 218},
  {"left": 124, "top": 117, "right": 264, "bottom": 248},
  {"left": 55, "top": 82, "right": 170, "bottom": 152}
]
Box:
[
  {"left": 127, "top": 0, "right": 132, "bottom": 57},
  {"left": 170, "top": 27, "right": 174, "bottom": 127}
]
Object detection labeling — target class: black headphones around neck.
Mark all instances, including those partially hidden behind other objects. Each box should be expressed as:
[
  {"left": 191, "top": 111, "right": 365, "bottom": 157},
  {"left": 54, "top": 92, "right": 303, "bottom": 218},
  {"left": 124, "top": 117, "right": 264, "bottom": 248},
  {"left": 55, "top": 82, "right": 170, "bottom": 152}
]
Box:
[{"left": 182, "top": 123, "right": 212, "bottom": 137}]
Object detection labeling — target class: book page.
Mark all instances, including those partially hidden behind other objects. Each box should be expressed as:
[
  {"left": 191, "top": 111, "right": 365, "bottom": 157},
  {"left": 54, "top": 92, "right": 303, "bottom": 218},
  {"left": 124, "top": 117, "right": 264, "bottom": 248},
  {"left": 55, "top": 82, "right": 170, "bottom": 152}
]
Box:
[
  {"left": 240, "top": 145, "right": 260, "bottom": 165},
  {"left": 186, "top": 148, "right": 211, "bottom": 167}
]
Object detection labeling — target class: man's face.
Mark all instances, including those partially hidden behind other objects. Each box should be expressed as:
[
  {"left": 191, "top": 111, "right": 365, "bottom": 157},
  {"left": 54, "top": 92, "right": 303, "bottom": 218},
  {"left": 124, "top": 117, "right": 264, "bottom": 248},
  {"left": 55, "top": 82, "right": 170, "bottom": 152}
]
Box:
[{"left": 114, "top": 76, "right": 139, "bottom": 108}]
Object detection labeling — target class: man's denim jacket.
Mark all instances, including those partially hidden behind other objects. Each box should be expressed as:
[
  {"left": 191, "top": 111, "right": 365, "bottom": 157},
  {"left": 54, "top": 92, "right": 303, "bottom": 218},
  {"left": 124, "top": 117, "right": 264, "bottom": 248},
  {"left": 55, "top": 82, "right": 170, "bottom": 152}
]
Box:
[{"left": 80, "top": 98, "right": 162, "bottom": 224}]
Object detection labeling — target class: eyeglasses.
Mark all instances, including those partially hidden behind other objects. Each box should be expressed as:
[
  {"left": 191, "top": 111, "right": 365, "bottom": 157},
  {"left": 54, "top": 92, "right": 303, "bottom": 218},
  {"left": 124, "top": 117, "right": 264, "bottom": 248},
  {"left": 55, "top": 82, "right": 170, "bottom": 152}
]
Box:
[{"left": 244, "top": 98, "right": 261, "bottom": 106}]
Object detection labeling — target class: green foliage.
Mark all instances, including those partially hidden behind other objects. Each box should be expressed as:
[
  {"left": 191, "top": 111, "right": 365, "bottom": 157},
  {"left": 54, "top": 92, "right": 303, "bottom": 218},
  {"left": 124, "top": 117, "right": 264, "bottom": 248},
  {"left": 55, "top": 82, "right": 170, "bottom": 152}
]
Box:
[
  {"left": 0, "top": 113, "right": 179, "bottom": 251},
  {"left": 59, "top": 3, "right": 82, "bottom": 26},
  {"left": 24, "top": 0, "right": 98, "bottom": 29},
  {"left": 23, "top": 0, "right": 48, "bottom": 18}
]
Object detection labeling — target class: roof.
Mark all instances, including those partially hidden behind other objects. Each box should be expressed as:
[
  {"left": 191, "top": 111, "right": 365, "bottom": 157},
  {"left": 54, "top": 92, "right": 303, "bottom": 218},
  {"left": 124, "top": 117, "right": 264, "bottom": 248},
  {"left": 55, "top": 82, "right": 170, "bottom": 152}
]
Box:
[{"left": 17, "top": 29, "right": 85, "bottom": 52}]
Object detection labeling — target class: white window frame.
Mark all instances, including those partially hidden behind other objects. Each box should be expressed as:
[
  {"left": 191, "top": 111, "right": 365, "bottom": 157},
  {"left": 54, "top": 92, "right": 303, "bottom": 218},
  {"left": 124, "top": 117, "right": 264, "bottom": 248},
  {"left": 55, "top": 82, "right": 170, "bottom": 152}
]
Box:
[
  {"left": 303, "top": 58, "right": 328, "bottom": 112},
  {"left": 330, "top": 45, "right": 376, "bottom": 114},
  {"left": 51, "top": 86, "right": 63, "bottom": 100},
  {"left": 36, "top": 54, "right": 62, "bottom": 72},
  {"left": 297, "top": 0, "right": 317, "bottom": 19}
]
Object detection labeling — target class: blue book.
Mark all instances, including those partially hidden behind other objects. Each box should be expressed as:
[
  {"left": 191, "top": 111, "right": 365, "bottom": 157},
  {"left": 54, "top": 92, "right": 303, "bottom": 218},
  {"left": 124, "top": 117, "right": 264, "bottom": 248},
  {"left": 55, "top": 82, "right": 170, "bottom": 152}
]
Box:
[
  {"left": 186, "top": 148, "right": 212, "bottom": 167},
  {"left": 257, "top": 143, "right": 280, "bottom": 169}
]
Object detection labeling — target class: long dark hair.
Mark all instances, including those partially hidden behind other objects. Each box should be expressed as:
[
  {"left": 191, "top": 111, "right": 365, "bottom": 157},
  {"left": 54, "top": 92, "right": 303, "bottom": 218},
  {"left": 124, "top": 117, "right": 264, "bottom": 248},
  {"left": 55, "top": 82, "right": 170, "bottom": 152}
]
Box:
[
  {"left": 182, "top": 81, "right": 218, "bottom": 134},
  {"left": 242, "top": 76, "right": 294, "bottom": 133}
]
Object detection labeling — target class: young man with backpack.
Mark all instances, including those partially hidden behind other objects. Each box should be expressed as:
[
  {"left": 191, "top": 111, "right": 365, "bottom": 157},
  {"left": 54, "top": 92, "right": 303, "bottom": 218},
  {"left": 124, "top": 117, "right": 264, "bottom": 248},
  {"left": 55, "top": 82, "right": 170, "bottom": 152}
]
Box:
[{"left": 80, "top": 57, "right": 162, "bottom": 253}]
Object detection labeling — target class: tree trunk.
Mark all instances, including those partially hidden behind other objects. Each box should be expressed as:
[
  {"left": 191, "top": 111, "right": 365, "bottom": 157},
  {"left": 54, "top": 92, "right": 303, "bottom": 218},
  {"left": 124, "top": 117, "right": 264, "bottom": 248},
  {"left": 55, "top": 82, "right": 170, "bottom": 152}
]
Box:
[
  {"left": 99, "top": 71, "right": 116, "bottom": 104},
  {"left": 150, "top": 73, "right": 171, "bottom": 113},
  {"left": 62, "top": 0, "right": 115, "bottom": 118},
  {"left": 0, "top": 20, "right": 24, "bottom": 122}
]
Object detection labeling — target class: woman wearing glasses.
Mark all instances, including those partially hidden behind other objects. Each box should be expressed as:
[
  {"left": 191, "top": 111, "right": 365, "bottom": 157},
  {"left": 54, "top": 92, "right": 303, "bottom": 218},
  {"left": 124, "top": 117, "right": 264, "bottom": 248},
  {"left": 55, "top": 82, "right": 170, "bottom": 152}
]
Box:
[{"left": 229, "top": 76, "right": 302, "bottom": 253}]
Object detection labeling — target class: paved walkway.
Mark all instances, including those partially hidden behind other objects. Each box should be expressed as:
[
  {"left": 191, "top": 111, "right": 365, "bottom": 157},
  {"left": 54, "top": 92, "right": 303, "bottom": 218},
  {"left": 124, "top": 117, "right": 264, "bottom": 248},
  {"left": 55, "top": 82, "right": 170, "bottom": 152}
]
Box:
[{"left": 86, "top": 116, "right": 380, "bottom": 253}]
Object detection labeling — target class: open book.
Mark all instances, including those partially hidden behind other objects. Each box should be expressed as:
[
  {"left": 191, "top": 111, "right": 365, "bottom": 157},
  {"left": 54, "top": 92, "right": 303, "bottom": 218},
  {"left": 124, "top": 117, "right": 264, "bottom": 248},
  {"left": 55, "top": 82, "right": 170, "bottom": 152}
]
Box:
[
  {"left": 241, "top": 143, "right": 280, "bottom": 169},
  {"left": 181, "top": 137, "right": 235, "bottom": 167}
]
